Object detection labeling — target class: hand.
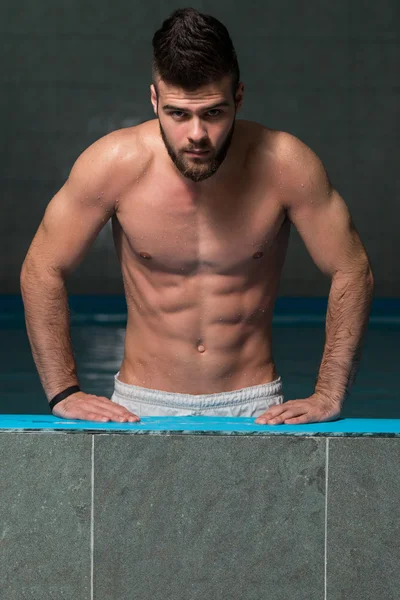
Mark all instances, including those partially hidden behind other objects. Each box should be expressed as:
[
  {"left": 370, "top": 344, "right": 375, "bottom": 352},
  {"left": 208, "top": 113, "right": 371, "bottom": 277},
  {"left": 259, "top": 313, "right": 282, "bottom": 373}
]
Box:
[
  {"left": 51, "top": 391, "right": 140, "bottom": 423},
  {"left": 254, "top": 393, "right": 342, "bottom": 425}
]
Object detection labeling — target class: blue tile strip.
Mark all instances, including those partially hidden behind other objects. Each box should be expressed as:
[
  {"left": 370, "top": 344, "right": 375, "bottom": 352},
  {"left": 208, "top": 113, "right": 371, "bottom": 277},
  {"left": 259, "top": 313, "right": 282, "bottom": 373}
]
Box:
[{"left": 0, "top": 415, "right": 399, "bottom": 435}]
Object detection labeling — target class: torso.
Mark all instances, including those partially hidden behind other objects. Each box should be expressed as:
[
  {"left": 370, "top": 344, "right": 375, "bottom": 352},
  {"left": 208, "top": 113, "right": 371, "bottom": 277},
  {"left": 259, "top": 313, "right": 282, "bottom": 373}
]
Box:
[{"left": 111, "top": 119, "right": 291, "bottom": 393}]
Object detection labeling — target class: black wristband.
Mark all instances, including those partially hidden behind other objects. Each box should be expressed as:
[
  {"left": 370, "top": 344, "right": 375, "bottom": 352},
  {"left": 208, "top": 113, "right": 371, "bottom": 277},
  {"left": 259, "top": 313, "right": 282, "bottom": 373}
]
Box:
[{"left": 49, "top": 385, "right": 80, "bottom": 410}]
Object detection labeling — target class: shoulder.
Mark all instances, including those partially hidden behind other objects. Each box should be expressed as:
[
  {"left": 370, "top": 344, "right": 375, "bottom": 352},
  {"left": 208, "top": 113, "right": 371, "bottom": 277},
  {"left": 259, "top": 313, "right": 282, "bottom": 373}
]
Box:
[
  {"left": 235, "top": 120, "right": 296, "bottom": 170},
  {"left": 239, "top": 121, "right": 326, "bottom": 172},
  {"left": 274, "top": 130, "right": 329, "bottom": 176},
  {"left": 73, "top": 122, "right": 154, "bottom": 177},
  {"left": 239, "top": 121, "right": 333, "bottom": 209},
  {"left": 63, "top": 122, "right": 157, "bottom": 211},
  {"left": 68, "top": 121, "right": 156, "bottom": 198},
  {"left": 260, "top": 127, "right": 333, "bottom": 209}
]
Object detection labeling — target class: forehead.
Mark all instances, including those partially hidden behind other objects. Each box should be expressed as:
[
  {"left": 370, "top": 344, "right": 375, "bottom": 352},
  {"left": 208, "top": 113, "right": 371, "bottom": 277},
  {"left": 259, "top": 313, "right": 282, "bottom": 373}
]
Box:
[{"left": 155, "top": 75, "right": 233, "bottom": 106}]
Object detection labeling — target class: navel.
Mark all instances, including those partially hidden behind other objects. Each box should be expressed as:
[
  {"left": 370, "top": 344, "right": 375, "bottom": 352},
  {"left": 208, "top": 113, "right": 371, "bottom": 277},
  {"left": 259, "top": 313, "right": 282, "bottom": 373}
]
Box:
[{"left": 197, "top": 339, "right": 206, "bottom": 353}]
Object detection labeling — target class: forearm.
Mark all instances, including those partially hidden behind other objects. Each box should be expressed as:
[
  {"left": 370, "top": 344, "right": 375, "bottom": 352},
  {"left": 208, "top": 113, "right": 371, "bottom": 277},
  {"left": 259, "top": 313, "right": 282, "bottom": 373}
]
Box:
[
  {"left": 20, "top": 263, "right": 79, "bottom": 402},
  {"left": 314, "top": 265, "right": 374, "bottom": 405}
]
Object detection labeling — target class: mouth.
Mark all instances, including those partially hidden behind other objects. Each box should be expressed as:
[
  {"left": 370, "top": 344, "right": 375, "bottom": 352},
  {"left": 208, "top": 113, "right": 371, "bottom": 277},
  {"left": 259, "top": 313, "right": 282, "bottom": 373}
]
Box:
[{"left": 185, "top": 150, "right": 211, "bottom": 157}]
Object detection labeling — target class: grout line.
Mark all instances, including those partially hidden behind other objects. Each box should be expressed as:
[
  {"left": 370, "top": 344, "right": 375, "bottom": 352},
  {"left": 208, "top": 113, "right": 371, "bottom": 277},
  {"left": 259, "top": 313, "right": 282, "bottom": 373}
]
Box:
[
  {"left": 325, "top": 438, "right": 329, "bottom": 600},
  {"left": 91, "top": 435, "right": 94, "bottom": 600}
]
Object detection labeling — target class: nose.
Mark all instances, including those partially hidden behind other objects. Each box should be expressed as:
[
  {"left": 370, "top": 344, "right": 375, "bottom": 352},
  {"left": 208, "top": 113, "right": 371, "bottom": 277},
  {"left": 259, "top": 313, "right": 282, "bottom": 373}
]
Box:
[{"left": 188, "top": 118, "right": 208, "bottom": 145}]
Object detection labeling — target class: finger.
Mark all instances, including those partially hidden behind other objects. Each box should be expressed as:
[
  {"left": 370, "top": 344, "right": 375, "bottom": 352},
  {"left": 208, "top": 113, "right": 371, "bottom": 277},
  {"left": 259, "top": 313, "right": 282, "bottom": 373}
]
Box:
[
  {"left": 79, "top": 411, "right": 116, "bottom": 422},
  {"left": 97, "top": 406, "right": 141, "bottom": 422},
  {"left": 85, "top": 397, "right": 140, "bottom": 421},
  {"left": 278, "top": 404, "right": 318, "bottom": 424},
  {"left": 111, "top": 413, "right": 141, "bottom": 423},
  {"left": 254, "top": 405, "right": 288, "bottom": 423},
  {"left": 257, "top": 398, "right": 314, "bottom": 421},
  {"left": 95, "top": 396, "right": 138, "bottom": 416},
  {"left": 283, "top": 415, "right": 312, "bottom": 424},
  {"left": 255, "top": 404, "right": 309, "bottom": 425},
  {"left": 60, "top": 401, "right": 140, "bottom": 423},
  {"left": 255, "top": 404, "right": 295, "bottom": 423},
  {"left": 268, "top": 411, "right": 295, "bottom": 424},
  {"left": 255, "top": 410, "right": 293, "bottom": 425},
  {"left": 98, "top": 413, "right": 140, "bottom": 423},
  {"left": 284, "top": 410, "right": 329, "bottom": 425},
  {"left": 84, "top": 411, "right": 140, "bottom": 423}
]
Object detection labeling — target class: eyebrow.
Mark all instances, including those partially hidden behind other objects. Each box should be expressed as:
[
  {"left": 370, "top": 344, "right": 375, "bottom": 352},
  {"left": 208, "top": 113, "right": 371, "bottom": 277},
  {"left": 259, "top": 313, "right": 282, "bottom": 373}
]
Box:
[{"left": 162, "top": 101, "right": 231, "bottom": 112}]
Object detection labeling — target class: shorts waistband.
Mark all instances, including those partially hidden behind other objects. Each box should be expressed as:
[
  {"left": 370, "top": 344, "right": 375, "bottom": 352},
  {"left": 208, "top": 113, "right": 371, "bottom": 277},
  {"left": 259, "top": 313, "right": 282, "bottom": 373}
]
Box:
[{"left": 113, "top": 372, "right": 283, "bottom": 409}]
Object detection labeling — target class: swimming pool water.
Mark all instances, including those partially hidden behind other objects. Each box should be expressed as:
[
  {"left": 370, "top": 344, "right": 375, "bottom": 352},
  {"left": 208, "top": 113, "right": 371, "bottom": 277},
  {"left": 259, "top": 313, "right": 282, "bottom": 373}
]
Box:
[{"left": 2, "top": 296, "right": 399, "bottom": 418}]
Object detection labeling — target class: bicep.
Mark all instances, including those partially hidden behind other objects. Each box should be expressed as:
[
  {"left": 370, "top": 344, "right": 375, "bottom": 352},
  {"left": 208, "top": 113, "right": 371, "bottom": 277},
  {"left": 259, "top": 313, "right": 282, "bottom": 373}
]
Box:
[
  {"left": 288, "top": 188, "right": 367, "bottom": 277},
  {"left": 23, "top": 150, "right": 116, "bottom": 278},
  {"left": 281, "top": 137, "right": 369, "bottom": 277}
]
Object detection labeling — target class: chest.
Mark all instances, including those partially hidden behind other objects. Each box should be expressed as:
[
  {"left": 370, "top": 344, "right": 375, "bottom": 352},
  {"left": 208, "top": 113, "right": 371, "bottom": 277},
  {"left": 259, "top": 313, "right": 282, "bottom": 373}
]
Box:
[{"left": 114, "top": 172, "right": 286, "bottom": 276}]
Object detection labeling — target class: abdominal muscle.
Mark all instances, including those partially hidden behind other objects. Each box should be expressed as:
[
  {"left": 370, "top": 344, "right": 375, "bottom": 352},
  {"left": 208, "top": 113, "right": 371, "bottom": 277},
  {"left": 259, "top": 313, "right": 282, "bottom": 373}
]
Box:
[
  {"left": 113, "top": 120, "right": 288, "bottom": 394},
  {"left": 117, "top": 264, "right": 282, "bottom": 394}
]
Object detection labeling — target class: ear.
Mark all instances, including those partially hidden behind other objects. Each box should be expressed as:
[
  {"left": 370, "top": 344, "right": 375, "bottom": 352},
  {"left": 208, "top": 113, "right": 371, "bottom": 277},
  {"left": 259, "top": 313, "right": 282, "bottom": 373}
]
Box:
[
  {"left": 235, "top": 82, "right": 244, "bottom": 112},
  {"left": 150, "top": 84, "right": 158, "bottom": 115}
]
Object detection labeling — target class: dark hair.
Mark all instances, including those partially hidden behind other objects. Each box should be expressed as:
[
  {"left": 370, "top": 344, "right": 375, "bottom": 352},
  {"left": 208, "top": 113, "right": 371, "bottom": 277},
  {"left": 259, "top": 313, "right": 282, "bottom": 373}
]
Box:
[{"left": 152, "top": 8, "right": 240, "bottom": 95}]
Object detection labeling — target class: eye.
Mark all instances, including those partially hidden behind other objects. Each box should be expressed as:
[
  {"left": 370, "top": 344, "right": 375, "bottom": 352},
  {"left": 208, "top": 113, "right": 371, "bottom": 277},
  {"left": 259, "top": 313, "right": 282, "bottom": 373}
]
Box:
[
  {"left": 205, "top": 109, "right": 222, "bottom": 117},
  {"left": 170, "top": 111, "right": 187, "bottom": 118}
]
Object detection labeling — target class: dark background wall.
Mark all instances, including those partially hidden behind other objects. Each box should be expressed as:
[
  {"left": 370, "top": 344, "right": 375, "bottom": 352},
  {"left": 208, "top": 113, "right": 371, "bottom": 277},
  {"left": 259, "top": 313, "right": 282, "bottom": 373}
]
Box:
[{"left": 2, "top": 1, "right": 399, "bottom": 296}]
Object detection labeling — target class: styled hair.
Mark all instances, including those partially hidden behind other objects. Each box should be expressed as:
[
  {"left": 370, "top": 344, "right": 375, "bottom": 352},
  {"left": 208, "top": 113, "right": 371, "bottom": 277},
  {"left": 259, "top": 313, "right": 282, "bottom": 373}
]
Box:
[{"left": 152, "top": 8, "right": 240, "bottom": 94}]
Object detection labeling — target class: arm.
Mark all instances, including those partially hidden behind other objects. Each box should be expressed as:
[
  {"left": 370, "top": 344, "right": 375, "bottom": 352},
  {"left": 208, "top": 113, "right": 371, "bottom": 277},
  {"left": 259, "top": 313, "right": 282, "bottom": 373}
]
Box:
[
  {"left": 255, "top": 132, "right": 374, "bottom": 426},
  {"left": 20, "top": 132, "right": 130, "bottom": 403},
  {"left": 280, "top": 134, "right": 374, "bottom": 407}
]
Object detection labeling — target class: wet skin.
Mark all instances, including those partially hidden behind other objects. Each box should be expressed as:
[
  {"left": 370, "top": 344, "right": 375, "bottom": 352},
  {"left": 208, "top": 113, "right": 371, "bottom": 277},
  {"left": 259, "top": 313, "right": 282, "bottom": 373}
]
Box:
[
  {"left": 111, "top": 76, "right": 289, "bottom": 393},
  {"left": 28, "top": 75, "right": 371, "bottom": 424}
]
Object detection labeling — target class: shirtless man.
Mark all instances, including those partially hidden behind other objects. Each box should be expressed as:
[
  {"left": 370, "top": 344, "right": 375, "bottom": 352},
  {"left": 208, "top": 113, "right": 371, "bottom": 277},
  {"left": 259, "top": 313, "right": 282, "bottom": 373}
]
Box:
[{"left": 20, "top": 8, "right": 374, "bottom": 425}]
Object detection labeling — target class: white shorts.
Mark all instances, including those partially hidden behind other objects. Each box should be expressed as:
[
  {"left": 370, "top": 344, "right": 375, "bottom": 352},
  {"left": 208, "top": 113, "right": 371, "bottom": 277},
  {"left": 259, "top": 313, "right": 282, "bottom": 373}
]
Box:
[{"left": 111, "top": 372, "right": 284, "bottom": 417}]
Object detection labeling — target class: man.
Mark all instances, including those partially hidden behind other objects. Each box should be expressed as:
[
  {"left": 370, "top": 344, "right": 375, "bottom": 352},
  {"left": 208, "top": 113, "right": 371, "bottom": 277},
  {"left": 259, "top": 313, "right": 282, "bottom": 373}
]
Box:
[{"left": 20, "top": 8, "right": 374, "bottom": 425}]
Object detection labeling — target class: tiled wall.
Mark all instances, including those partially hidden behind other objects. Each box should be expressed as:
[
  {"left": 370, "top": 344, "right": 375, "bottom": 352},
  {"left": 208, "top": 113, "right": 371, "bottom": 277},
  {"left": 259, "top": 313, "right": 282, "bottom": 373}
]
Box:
[
  {"left": 2, "top": 1, "right": 398, "bottom": 294},
  {"left": 1, "top": 432, "right": 399, "bottom": 599}
]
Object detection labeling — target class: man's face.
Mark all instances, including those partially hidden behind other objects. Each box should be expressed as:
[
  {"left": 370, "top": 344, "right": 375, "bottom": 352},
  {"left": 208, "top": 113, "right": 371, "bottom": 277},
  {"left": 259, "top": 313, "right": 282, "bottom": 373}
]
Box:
[{"left": 151, "top": 76, "right": 243, "bottom": 182}]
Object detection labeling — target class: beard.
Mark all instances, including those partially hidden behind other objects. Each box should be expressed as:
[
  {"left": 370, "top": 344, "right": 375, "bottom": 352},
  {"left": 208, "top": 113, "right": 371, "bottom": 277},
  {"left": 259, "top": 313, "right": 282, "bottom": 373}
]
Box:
[{"left": 158, "top": 117, "right": 236, "bottom": 182}]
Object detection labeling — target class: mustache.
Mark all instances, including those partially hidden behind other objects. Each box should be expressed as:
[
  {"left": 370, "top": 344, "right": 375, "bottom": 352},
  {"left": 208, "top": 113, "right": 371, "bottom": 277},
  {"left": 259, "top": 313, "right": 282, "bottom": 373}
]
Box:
[{"left": 184, "top": 145, "right": 212, "bottom": 152}]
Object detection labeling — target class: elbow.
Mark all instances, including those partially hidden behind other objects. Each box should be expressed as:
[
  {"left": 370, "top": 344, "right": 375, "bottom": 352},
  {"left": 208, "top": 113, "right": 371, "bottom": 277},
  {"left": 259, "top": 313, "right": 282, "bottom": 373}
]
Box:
[
  {"left": 358, "top": 259, "right": 374, "bottom": 292},
  {"left": 363, "top": 257, "right": 374, "bottom": 289},
  {"left": 359, "top": 260, "right": 374, "bottom": 298},
  {"left": 367, "top": 266, "right": 374, "bottom": 289},
  {"left": 20, "top": 261, "right": 35, "bottom": 298},
  {"left": 20, "top": 259, "right": 65, "bottom": 292},
  {"left": 20, "top": 261, "right": 29, "bottom": 289},
  {"left": 20, "top": 259, "right": 37, "bottom": 287},
  {"left": 334, "top": 258, "right": 374, "bottom": 289},
  {"left": 367, "top": 269, "right": 375, "bottom": 299}
]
